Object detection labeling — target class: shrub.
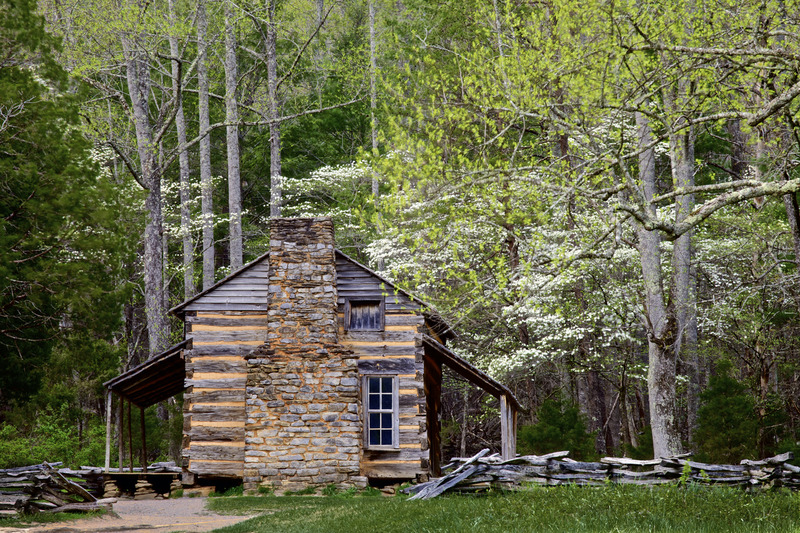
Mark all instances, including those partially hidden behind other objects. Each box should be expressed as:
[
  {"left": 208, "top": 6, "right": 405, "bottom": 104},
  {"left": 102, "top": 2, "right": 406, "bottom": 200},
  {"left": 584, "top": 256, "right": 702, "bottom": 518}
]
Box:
[
  {"left": 517, "top": 399, "right": 597, "bottom": 461},
  {"left": 694, "top": 362, "right": 758, "bottom": 463}
]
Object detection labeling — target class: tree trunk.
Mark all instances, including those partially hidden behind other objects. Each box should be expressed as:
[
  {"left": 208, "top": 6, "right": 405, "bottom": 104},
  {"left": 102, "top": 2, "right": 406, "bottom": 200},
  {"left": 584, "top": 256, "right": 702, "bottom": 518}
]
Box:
[
  {"left": 369, "top": 0, "right": 379, "bottom": 198},
  {"left": 667, "top": 89, "right": 696, "bottom": 446},
  {"left": 198, "top": 0, "right": 215, "bottom": 289},
  {"left": 783, "top": 191, "right": 800, "bottom": 269},
  {"left": 224, "top": 1, "right": 243, "bottom": 271},
  {"left": 267, "top": 0, "right": 282, "bottom": 218},
  {"left": 168, "top": 0, "right": 194, "bottom": 300},
  {"left": 121, "top": 38, "right": 169, "bottom": 355},
  {"left": 635, "top": 111, "right": 681, "bottom": 458}
]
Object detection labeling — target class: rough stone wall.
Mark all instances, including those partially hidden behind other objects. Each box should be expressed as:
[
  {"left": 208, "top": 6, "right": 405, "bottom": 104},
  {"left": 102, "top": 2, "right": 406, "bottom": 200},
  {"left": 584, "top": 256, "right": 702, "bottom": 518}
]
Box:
[{"left": 243, "top": 218, "right": 365, "bottom": 492}]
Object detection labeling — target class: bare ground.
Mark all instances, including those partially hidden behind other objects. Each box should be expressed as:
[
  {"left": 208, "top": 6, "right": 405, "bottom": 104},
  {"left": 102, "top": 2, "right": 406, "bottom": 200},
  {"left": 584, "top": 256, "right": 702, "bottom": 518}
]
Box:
[{"left": 0, "top": 498, "right": 254, "bottom": 533}]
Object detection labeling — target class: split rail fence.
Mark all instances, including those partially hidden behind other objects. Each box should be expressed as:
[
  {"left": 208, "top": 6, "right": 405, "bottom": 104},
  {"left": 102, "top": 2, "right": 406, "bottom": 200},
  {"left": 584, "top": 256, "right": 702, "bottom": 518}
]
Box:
[{"left": 406, "top": 449, "right": 799, "bottom": 500}]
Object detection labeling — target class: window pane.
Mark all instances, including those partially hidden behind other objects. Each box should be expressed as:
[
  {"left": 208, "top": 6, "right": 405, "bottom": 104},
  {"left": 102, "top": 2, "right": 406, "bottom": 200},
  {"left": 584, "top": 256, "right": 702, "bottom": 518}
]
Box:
[
  {"left": 368, "top": 378, "right": 379, "bottom": 393},
  {"left": 370, "top": 413, "right": 380, "bottom": 429},
  {"left": 381, "top": 377, "right": 392, "bottom": 391},
  {"left": 369, "top": 430, "right": 381, "bottom": 446},
  {"left": 381, "top": 413, "right": 392, "bottom": 429},
  {"left": 381, "top": 393, "right": 392, "bottom": 410},
  {"left": 369, "top": 394, "right": 380, "bottom": 410},
  {"left": 382, "top": 430, "right": 392, "bottom": 445}
]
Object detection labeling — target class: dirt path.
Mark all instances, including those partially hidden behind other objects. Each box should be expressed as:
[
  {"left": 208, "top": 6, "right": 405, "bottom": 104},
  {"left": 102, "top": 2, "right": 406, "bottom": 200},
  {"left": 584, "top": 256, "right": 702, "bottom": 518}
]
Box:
[{"left": 0, "top": 498, "right": 254, "bottom": 533}]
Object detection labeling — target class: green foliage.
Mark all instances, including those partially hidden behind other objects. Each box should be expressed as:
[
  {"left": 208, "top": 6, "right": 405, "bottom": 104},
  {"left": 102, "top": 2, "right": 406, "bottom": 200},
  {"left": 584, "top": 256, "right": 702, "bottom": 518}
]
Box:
[
  {"left": 206, "top": 487, "right": 800, "bottom": 533},
  {"left": 257, "top": 484, "right": 275, "bottom": 496},
  {"left": 211, "top": 484, "right": 245, "bottom": 498},
  {"left": 284, "top": 485, "right": 318, "bottom": 496},
  {"left": 694, "top": 362, "right": 759, "bottom": 464},
  {"left": 517, "top": 399, "right": 597, "bottom": 461},
  {"left": 0, "top": 405, "right": 107, "bottom": 468},
  {"left": 0, "top": 0, "right": 133, "bottom": 409},
  {"left": 624, "top": 426, "right": 654, "bottom": 461}
]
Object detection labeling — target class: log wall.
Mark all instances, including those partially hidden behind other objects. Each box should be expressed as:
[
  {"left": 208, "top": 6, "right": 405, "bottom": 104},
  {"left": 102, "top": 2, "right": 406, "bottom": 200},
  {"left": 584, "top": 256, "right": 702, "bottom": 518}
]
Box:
[
  {"left": 182, "top": 310, "right": 269, "bottom": 478},
  {"left": 336, "top": 254, "right": 431, "bottom": 480}
]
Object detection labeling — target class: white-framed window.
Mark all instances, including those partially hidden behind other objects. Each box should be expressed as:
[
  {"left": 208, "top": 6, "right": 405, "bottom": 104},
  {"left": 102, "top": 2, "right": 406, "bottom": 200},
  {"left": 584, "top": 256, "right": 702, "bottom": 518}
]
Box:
[
  {"left": 363, "top": 375, "right": 399, "bottom": 449},
  {"left": 345, "top": 298, "right": 385, "bottom": 331}
]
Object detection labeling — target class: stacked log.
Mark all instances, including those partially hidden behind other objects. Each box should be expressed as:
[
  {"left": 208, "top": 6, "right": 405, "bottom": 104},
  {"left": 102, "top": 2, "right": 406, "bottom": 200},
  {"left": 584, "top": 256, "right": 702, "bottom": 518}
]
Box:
[
  {"left": 0, "top": 463, "right": 113, "bottom": 516},
  {"left": 406, "top": 450, "right": 798, "bottom": 499}
]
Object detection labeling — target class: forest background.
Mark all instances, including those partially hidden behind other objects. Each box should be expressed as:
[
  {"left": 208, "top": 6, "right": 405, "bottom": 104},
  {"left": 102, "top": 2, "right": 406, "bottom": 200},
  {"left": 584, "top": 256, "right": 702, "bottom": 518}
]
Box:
[{"left": 2, "top": 0, "right": 800, "bottom": 468}]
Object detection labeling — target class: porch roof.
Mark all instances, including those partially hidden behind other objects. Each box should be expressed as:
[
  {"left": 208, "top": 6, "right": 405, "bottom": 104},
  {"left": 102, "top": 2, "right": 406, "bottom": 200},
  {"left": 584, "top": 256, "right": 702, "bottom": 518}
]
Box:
[{"left": 103, "top": 340, "right": 188, "bottom": 407}]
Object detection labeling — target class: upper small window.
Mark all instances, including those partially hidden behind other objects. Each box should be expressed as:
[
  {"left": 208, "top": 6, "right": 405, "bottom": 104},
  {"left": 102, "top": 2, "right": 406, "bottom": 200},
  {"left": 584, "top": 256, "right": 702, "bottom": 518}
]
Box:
[{"left": 345, "top": 298, "right": 384, "bottom": 331}]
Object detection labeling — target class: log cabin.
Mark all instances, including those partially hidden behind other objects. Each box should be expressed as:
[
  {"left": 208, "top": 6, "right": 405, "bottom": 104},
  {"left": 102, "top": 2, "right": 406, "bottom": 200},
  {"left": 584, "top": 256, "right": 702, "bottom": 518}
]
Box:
[{"left": 104, "top": 217, "right": 519, "bottom": 492}]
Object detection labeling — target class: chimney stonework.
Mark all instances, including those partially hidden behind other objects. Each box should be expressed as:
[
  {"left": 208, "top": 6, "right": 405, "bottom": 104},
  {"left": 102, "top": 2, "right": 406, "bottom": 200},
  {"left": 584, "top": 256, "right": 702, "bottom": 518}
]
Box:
[{"left": 243, "top": 218, "right": 365, "bottom": 492}]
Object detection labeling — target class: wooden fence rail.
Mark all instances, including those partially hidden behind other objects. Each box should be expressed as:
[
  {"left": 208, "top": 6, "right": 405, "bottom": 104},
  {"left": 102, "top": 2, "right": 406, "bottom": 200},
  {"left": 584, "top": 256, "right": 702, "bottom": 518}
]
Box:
[
  {"left": 0, "top": 463, "right": 110, "bottom": 516},
  {"left": 406, "top": 450, "right": 799, "bottom": 499}
]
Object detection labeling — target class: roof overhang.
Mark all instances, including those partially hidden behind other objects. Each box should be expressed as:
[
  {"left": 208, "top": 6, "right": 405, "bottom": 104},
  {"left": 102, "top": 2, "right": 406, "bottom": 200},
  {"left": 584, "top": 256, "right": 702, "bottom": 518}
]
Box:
[
  {"left": 422, "top": 335, "right": 521, "bottom": 410},
  {"left": 103, "top": 340, "right": 188, "bottom": 407}
]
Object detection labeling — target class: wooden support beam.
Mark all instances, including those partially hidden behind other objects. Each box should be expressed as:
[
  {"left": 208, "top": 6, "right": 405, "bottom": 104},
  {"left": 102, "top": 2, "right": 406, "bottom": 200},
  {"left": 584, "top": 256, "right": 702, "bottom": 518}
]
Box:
[
  {"left": 140, "top": 406, "right": 147, "bottom": 473},
  {"left": 500, "top": 394, "right": 517, "bottom": 461},
  {"left": 117, "top": 397, "right": 123, "bottom": 473},
  {"left": 127, "top": 400, "right": 133, "bottom": 472},
  {"left": 104, "top": 390, "right": 112, "bottom": 473}
]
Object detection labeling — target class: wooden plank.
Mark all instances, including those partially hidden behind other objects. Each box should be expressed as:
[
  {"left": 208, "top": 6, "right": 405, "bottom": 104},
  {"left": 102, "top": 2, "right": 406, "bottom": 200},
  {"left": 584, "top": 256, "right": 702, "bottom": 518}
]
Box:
[
  {"left": 188, "top": 319, "right": 269, "bottom": 329},
  {"left": 192, "top": 341, "right": 261, "bottom": 347},
  {"left": 384, "top": 315, "right": 424, "bottom": 326},
  {"left": 347, "top": 346, "right": 419, "bottom": 356},
  {"left": 185, "top": 378, "right": 246, "bottom": 389},
  {"left": 362, "top": 449, "right": 425, "bottom": 462},
  {"left": 190, "top": 324, "right": 268, "bottom": 332},
  {"left": 188, "top": 426, "right": 245, "bottom": 441},
  {"left": 188, "top": 360, "right": 247, "bottom": 374},
  {"left": 398, "top": 432, "right": 424, "bottom": 446},
  {"left": 195, "top": 288, "right": 269, "bottom": 297},
  {"left": 189, "top": 461, "right": 243, "bottom": 476},
  {"left": 187, "top": 345, "right": 258, "bottom": 356},
  {"left": 190, "top": 331, "right": 266, "bottom": 343},
  {"left": 361, "top": 462, "right": 423, "bottom": 479},
  {"left": 357, "top": 358, "right": 418, "bottom": 374},
  {"left": 191, "top": 372, "right": 247, "bottom": 380},
  {"left": 358, "top": 355, "right": 416, "bottom": 361},
  {"left": 188, "top": 445, "right": 245, "bottom": 461},
  {"left": 186, "top": 295, "right": 268, "bottom": 304},
  {"left": 194, "top": 312, "right": 270, "bottom": 318},
  {"left": 189, "top": 405, "right": 246, "bottom": 421},
  {"left": 342, "top": 331, "right": 418, "bottom": 342},
  {"left": 399, "top": 395, "right": 423, "bottom": 409},
  {"left": 191, "top": 421, "right": 243, "bottom": 428},
  {"left": 386, "top": 302, "right": 421, "bottom": 310},
  {"left": 184, "top": 303, "right": 268, "bottom": 311},
  {"left": 210, "top": 277, "right": 271, "bottom": 285},
  {"left": 186, "top": 389, "right": 246, "bottom": 403},
  {"left": 335, "top": 280, "right": 388, "bottom": 289}
]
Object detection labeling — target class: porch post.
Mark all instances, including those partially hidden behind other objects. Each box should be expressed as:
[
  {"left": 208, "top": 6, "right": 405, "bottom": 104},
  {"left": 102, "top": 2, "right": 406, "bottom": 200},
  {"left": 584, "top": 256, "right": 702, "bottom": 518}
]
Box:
[
  {"left": 104, "top": 389, "right": 112, "bottom": 472},
  {"left": 140, "top": 406, "right": 148, "bottom": 472},
  {"left": 117, "top": 397, "right": 123, "bottom": 472},
  {"left": 500, "top": 394, "right": 517, "bottom": 460},
  {"left": 127, "top": 400, "right": 133, "bottom": 472}
]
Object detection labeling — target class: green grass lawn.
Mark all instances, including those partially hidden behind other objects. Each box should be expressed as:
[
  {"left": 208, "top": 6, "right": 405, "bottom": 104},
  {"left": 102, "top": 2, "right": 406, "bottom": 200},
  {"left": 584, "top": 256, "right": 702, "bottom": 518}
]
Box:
[
  {"left": 207, "top": 485, "right": 800, "bottom": 533},
  {"left": 0, "top": 510, "right": 104, "bottom": 529}
]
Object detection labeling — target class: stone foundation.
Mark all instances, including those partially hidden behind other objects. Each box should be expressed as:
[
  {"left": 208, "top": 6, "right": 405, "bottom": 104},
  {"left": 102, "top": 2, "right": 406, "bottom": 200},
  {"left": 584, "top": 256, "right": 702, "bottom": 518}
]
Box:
[{"left": 243, "top": 218, "right": 364, "bottom": 492}]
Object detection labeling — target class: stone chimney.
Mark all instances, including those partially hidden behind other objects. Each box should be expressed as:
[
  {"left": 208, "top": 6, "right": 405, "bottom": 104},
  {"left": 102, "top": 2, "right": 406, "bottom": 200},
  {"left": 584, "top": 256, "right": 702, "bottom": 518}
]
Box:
[{"left": 243, "top": 218, "right": 363, "bottom": 492}]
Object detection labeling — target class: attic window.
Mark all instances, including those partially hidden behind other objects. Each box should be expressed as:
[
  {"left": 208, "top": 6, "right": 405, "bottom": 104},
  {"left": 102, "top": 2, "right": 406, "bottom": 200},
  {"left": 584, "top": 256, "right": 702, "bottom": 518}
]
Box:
[{"left": 345, "top": 298, "right": 384, "bottom": 331}]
